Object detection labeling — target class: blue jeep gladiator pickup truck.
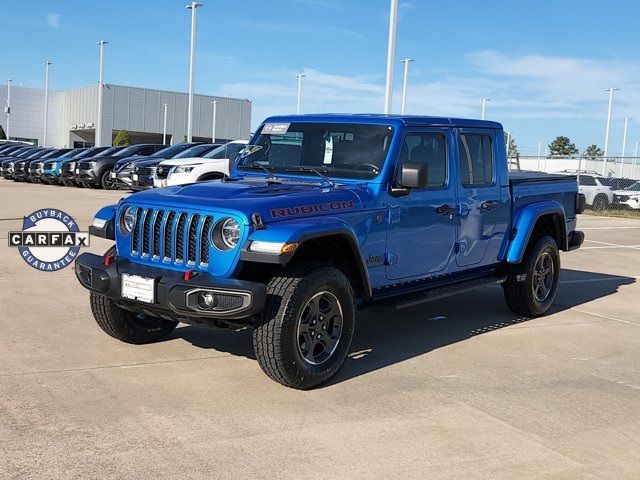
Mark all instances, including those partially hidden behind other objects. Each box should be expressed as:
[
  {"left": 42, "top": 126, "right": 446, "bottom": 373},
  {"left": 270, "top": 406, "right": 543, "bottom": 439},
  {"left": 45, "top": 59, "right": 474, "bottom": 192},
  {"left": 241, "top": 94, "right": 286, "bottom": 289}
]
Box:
[{"left": 76, "top": 114, "right": 585, "bottom": 389}]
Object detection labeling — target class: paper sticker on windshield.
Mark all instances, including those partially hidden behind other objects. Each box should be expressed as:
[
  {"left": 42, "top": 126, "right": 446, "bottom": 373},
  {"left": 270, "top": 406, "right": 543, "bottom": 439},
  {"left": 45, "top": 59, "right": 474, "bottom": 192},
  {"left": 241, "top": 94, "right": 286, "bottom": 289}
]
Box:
[
  {"left": 262, "top": 123, "right": 290, "bottom": 135},
  {"left": 323, "top": 137, "right": 334, "bottom": 164}
]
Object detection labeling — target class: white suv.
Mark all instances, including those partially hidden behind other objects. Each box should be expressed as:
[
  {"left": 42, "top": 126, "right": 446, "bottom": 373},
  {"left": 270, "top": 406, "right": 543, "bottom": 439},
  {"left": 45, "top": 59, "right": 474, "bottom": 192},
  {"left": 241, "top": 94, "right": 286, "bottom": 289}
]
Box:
[
  {"left": 556, "top": 170, "right": 614, "bottom": 210},
  {"left": 154, "top": 140, "right": 248, "bottom": 188},
  {"left": 613, "top": 181, "right": 640, "bottom": 210}
]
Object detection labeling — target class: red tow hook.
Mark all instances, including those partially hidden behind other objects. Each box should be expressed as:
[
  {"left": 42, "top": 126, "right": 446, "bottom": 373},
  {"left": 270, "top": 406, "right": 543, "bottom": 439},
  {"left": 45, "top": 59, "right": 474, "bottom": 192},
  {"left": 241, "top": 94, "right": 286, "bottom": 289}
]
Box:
[
  {"left": 183, "top": 269, "right": 198, "bottom": 281},
  {"left": 103, "top": 254, "right": 115, "bottom": 266}
]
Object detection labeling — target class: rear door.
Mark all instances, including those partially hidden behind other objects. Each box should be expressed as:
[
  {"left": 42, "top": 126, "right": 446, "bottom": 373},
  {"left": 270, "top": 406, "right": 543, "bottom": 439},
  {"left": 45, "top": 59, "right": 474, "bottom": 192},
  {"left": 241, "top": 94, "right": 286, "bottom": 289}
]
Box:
[
  {"left": 455, "top": 129, "right": 510, "bottom": 267},
  {"left": 385, "top": 128, "right": 457, "bottom": 280}
]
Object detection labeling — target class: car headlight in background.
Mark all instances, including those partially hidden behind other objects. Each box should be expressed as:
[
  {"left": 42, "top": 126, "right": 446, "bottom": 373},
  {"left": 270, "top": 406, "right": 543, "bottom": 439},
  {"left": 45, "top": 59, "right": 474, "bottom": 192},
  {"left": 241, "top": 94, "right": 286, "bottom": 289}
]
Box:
[
  {"left": 119, "top": 207, "right": 136, "bottom": 235},
  {"left": 172, "top": 164, "right": 200, "bottom": 174},
  {"left": 49, "top": 162, "right": 57, "bottom": 169},
  {"left": 212, "top": 217, "right": 240, "bottom": 250}
]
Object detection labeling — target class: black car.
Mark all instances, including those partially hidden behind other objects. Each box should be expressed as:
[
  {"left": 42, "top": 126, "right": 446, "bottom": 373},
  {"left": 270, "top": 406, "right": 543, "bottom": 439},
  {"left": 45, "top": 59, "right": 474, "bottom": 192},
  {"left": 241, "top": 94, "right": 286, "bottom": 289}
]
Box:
[
  {"left": 12, "top": 149, "right": 55, "bottom": 181},
  {"left": 131, "top": 143, "right": 222, "bottom": 190},
  {"left": 60, "top": 146, "right": 124, "bottom": 187},
  {"left": 110, "top": 142, "right": 205, "bottom": 189},
  {"left": 28, "top": 149, "right": 72, "bottom": 182},
  {"left": 76, "top": 144, "right": 166, "bottom": 189},
  {"left": 1, "top": 148, "right": 47, "bottom": 179}
]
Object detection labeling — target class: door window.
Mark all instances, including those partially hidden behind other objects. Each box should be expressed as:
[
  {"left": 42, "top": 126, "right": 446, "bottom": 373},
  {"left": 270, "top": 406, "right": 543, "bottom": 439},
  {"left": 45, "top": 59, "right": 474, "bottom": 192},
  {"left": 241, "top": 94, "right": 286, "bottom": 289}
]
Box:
[
  {"left": 458, "top": 134, "right": 493, "bottom": 186},
  {"left": 396, "top": 133, "right": 447, "bottom": 188}
]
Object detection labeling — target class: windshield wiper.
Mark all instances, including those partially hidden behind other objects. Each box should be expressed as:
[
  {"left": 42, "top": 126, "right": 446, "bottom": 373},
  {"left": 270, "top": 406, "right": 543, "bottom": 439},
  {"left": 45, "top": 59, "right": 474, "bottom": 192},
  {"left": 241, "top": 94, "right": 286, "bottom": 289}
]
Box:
[
  {"left": 284, "top": 166, "right": 335, "bottom": 187},
  {"left": 243, "top": 161, "right": 281, "bottom": 182}
]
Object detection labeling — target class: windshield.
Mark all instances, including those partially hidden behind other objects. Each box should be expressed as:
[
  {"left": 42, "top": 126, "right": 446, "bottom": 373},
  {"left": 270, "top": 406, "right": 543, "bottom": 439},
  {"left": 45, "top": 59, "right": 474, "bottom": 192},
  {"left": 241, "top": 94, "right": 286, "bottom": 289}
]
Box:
[
  {"left": 624, "top": 181, "right": 640, "bottom": 191},
  {"left": 17, "top": 148, "right": 40, "bottom": 158},
  {"left": 237, "top": 122, "right": 393, "bottom": 180},
  {"left": 204, "top": 143, "right": 246, "bottom": 160},
  {"left": 174, "top": 144, "right": 219, "bottom": 158},
  {"left": 113, "top": 145, "right": 144, "bottom": 157},
  {"left": 151, "top": 143, "right": 194, "bottom": 158}
]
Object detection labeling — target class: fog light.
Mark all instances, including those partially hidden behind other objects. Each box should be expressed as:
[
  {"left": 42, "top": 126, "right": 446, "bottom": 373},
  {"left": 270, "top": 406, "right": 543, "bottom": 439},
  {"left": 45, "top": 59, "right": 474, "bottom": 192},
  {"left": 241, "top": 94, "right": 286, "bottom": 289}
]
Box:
[{"left": 197, "top": 292, "right": 218, "bottom": 310}]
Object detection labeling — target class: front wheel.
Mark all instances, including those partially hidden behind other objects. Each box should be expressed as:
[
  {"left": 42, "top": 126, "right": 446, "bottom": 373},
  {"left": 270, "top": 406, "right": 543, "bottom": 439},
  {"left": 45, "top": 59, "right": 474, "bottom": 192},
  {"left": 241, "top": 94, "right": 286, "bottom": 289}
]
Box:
[
  {"left": 252, "top": 265, "right": 356, "bottom": 389},
  {"left": 100, "top": 171, "right": 117, "bottom": 190},
  {"left": 592, "top": 195, "right": 609, "bottom": 211},
  {"left": 90, "top": 292, "right": 178, "bottom": 344},
  {"left": 503, "top": 235, "right": 560, "bottom": 317}
]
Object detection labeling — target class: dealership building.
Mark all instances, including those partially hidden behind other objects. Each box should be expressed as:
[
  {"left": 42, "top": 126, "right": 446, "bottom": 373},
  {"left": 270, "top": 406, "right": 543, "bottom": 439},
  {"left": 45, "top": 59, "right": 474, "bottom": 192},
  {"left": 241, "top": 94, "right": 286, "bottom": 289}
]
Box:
[{"left": 0, "top": 83, "right": 252, "bottom": 147}]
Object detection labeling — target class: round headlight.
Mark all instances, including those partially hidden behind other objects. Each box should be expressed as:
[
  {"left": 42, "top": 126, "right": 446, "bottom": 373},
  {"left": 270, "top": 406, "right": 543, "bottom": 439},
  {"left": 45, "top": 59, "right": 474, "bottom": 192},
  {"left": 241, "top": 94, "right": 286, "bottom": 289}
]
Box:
[
  {"left": 212, "top": 218, "right": 240, "bottom": 250},
  {"left": 120, "top": 207, "right": 136, "bottom": 235}
]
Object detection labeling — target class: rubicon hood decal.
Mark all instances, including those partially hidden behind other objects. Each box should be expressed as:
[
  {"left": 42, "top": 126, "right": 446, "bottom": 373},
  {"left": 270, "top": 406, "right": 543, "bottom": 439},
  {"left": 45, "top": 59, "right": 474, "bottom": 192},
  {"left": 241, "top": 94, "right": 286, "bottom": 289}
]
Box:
[{"left": 270, "top": 200, "right": 355, "bottom": 218}]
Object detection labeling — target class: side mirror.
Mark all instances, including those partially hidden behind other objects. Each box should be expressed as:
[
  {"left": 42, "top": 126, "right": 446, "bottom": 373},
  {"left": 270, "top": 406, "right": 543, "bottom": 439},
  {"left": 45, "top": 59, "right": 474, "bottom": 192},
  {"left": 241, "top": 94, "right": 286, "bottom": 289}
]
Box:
[{"left": 400, "top": 162, "right": 428, "bottom": 189}]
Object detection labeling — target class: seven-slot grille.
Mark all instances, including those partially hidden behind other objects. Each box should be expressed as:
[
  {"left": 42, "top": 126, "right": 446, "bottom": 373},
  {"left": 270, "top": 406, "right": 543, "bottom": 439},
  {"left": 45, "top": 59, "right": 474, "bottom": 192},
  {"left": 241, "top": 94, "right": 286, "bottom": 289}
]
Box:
[{"left": 130, "top": 207, "right": 214, "bottom": 267}]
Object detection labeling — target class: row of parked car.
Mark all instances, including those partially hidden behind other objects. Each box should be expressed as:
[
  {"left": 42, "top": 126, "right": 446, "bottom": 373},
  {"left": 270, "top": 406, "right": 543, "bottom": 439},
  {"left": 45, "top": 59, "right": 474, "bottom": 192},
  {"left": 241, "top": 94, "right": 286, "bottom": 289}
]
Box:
[
  {"left": 0, "top": 140, "right": 248, "bottom": 190},
  {"left": 555, "top": 169, "right": 640, "bottom": 211}
]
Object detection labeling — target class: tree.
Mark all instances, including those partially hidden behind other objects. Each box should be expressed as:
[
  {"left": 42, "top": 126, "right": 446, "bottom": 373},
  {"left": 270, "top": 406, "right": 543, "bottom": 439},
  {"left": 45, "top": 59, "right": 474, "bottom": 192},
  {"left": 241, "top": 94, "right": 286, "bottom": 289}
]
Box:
[
  {"left": 583, "top": 144, "right": 604, "bottom": 159},
  {"left": 548, "top": 136, "right": 578, "bottom": 156},
  {"left": 113, "top": 130, "right": 130, "bottom": 146},
  {"left": 0, "top": 125, "right": 6, "bottom": 140},
  {"left": 504, "top": 132, "right": 519, "bottom": 157}
]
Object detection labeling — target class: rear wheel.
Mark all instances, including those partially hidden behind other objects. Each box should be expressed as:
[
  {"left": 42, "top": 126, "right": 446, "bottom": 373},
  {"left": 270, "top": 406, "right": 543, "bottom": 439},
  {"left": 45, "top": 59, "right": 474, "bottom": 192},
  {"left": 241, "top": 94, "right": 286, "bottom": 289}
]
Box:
[
  {"left": 252, "top": 265, "right": 355, "bottom": 389},
  {"left": 90, "top": 291, "right": 178, "bottom": 344},
  {"left": 592, "top": 195, "right": 609, "bottom": 211},
  {"left": 503, "top": 235, "right": 560, "bottom": 317}
]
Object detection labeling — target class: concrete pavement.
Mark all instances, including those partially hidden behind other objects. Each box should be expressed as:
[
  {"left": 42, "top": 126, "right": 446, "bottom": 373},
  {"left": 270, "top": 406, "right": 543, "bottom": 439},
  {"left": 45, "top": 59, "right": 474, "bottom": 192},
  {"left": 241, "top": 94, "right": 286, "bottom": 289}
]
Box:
[{"left": 1, "top": 180, "right": 639, "bottom": 479}]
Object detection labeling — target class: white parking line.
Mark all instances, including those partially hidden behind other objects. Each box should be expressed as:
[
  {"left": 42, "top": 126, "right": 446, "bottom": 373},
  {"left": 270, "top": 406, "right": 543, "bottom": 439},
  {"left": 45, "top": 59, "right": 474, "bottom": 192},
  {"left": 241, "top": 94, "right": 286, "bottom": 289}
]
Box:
[
  {"left": 582, "top": 239, "right": 640, "bottom": 250},
  {"left": 571, "top": 308, "right": 640, "bottom": 328},
  {"left": 581, "top": 226, "right": 640, "bottom": 230},
  {"left": 560, "top": 277, "right": 640, "bottom": 284}
]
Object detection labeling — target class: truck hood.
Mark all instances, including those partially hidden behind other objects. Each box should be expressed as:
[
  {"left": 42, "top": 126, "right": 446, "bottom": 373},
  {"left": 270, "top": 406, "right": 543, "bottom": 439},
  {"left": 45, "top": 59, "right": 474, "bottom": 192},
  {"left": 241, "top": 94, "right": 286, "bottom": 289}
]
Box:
[{"left": 127, "top": 178, "right": 369, "bottom": 223}]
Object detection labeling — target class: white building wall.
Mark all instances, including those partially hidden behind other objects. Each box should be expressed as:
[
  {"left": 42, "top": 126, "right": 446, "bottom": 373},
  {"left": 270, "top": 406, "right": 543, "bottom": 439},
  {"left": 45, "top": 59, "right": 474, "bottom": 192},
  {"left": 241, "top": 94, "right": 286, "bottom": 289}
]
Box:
[
  {"left": 0, "top": 83, "right": 252, "bottom": 148},
  {"left": 0, "top": 85, "right": 65, "bottom": 147}
]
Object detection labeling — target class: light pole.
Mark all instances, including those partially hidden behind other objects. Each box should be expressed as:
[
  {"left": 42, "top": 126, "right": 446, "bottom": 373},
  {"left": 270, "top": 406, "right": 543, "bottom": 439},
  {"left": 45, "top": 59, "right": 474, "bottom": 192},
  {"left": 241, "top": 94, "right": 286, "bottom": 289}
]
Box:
[
  {"left": 400, "top": 58, "right": 413, "bottom": 115},
  {"left": 211, "top": 100, "right": 217, "bottom": 142},
  {"left": 481, "top": 98, "right": 490, "bottom": 120},
  {"left": 537, "top": 139, "right": 542, "bottom": 171},
  {"left": 621, "top": 116, "right": 631, "bottom": 178},
  {"left": 634, "top": 141, "right": 639, "bottom": 179},
  {"left": 295, "top": 73, "right": 305, "bottom": 114},
  {"left": 185, "top": 2, "right": 202, "bottom": 142},
  {"left": 96, "top": 40, "right": 107, "bottom": 147},
  {"left": 383, "top": 0, "right": 399, "bottom": 114},
  {"left": 43, "top": 61, "right": 52, "bottom": 147},
  {"left": 162, "top": 103, "right": 168, "bottom": 144},
  {"left": 603, "top": 87, "right": 619, "bottom": 175},
  {"left": 5, "top": 79, "right": 11, "bottom": 139}
]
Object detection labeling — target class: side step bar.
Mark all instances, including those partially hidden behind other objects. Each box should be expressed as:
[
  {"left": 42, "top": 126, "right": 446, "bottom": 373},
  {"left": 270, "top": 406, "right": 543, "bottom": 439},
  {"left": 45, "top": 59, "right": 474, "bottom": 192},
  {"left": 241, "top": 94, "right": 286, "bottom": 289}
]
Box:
[{"left": 371, "top": 274, "right": 506, "bottom": 310}]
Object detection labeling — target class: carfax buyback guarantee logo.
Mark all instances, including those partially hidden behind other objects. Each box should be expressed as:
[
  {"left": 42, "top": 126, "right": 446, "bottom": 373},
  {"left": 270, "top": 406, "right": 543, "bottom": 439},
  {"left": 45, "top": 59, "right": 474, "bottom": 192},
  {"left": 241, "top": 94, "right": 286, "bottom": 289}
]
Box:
[{"left": 8, "top": 208, "right": 89, "bottom": 271}]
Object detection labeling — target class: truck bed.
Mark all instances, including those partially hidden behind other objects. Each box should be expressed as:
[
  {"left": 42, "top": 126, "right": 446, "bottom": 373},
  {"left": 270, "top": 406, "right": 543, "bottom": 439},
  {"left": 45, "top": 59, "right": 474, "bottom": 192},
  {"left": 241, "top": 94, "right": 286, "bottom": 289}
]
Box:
[{"left": 509, "top": 170, "right": 576, "bottom": 184}]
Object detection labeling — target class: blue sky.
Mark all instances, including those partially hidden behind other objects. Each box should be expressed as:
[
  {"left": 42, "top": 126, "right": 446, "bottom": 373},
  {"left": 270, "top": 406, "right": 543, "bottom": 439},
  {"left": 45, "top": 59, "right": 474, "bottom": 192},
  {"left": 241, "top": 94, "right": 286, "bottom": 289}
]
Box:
[{"left": 1, "top": 0, "right": 640, "bottom": 154}]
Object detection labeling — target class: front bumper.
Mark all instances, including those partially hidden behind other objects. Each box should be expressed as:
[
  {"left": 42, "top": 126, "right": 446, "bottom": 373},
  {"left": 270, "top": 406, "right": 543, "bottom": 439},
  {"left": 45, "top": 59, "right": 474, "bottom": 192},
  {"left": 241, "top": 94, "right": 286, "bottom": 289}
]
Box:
[
  {"left": 131, "top": 173, "right": 155, "bottom": 190},
  {"left": 111, "top": 170, "right": 134, "bottom": 188},
  {"left": 75, "top": 253, "right": 266, "bottom": 322},
  {"left": 76, "top": 168, "right": 99, "bottom": 184},
  {"left": 2, "top": 166, "right": 15, "bottom": 179}
]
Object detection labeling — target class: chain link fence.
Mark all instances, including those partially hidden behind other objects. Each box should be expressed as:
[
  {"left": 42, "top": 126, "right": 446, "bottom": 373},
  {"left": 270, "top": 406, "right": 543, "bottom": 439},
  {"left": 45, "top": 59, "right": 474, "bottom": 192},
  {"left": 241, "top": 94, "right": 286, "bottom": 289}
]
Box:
[{"left": 509, "top": 155, "right": 640, "bottom": 217}]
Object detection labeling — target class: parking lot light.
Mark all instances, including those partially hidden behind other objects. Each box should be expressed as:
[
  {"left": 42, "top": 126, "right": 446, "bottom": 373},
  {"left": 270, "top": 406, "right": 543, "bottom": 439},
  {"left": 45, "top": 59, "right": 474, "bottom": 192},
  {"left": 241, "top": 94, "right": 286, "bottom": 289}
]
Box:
[
  {"left": 621, "top": 116, "right": 631, "bottom": 178},
  {"left": 603, "top": 87, "right": 619, "bottom": 175},
  {"left": 296, "top": 74, "right": 305, "bottom": 114},
  {"left": 481, "top": 98, "right": 490, "bottom": 120},
  {"left": 384, "top": 0, "right": 399, "bottom": 114},
  {"left": 185, "top": 2, "right": 203, "bottom": 143},
  {"left": 163, "top": 103, "right": 168, "bottom": 144},
  {"left": 5, "top": 79, "right": 11, "bottom": 139},
  {"left": 211, "top": 100, "right": 217, "bottom": 142},
  {"left": 43, "top": 61, "right": 52, "bottom": 147},
  {"left": 400, "top": 59, "right": 413, "bottom": 115},
  {"left": 96, "top": 40, "right": 108, "bottom": 148}
]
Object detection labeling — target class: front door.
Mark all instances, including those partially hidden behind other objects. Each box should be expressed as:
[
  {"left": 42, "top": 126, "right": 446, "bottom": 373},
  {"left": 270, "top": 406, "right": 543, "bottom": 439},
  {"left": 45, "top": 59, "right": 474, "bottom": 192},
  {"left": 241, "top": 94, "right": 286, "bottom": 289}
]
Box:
[
  {"left": 386, "top": 129, "right": 457, "bottom": 280},
  {"left": 455, "top": 129, "right": 509, "bottom": 267}
]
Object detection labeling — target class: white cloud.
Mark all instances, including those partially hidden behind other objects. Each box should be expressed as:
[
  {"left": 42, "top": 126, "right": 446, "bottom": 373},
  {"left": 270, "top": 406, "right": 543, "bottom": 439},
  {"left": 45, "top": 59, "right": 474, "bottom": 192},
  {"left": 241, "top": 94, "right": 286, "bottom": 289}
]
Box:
[{"left": 46, "top": 13, "right": 61, "bottom": 28}]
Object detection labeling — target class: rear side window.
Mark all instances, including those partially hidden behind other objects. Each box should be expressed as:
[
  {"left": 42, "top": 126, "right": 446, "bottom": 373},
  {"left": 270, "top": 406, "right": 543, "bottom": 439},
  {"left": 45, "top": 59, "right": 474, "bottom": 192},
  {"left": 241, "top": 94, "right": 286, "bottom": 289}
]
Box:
[
  {"left": 578, "top": 175, "right": 596, "bottom": 186},
  {"left": 396, "top": 133, "right": 447, "bottom": 187},
  {"left": 458, "top": 134, "right": 493, "bottom": 186}
]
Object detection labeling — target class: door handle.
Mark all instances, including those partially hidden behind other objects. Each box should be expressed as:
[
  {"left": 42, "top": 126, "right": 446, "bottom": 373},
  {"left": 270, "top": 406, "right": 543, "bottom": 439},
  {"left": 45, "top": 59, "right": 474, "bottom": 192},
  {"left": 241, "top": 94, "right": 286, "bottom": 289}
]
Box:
[
  {"left": 481, "top": 200, "right": 499, "bottom": 210},
  {"left": 436, "top": 204, "right": 456, "bottom": 216}
]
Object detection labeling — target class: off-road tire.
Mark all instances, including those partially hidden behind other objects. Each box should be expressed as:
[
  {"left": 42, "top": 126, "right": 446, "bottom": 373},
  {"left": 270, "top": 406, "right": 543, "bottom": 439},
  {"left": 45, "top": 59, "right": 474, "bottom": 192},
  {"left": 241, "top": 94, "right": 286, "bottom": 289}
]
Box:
[
  {"left": 252, "top": 265, "right": 356, "bottom": 389},
  {"left": 503, "top": 235, "right": 560, "bottom": 317},
  {"left": 90, "top": 291, "right": 178, "bottom": 344}
]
